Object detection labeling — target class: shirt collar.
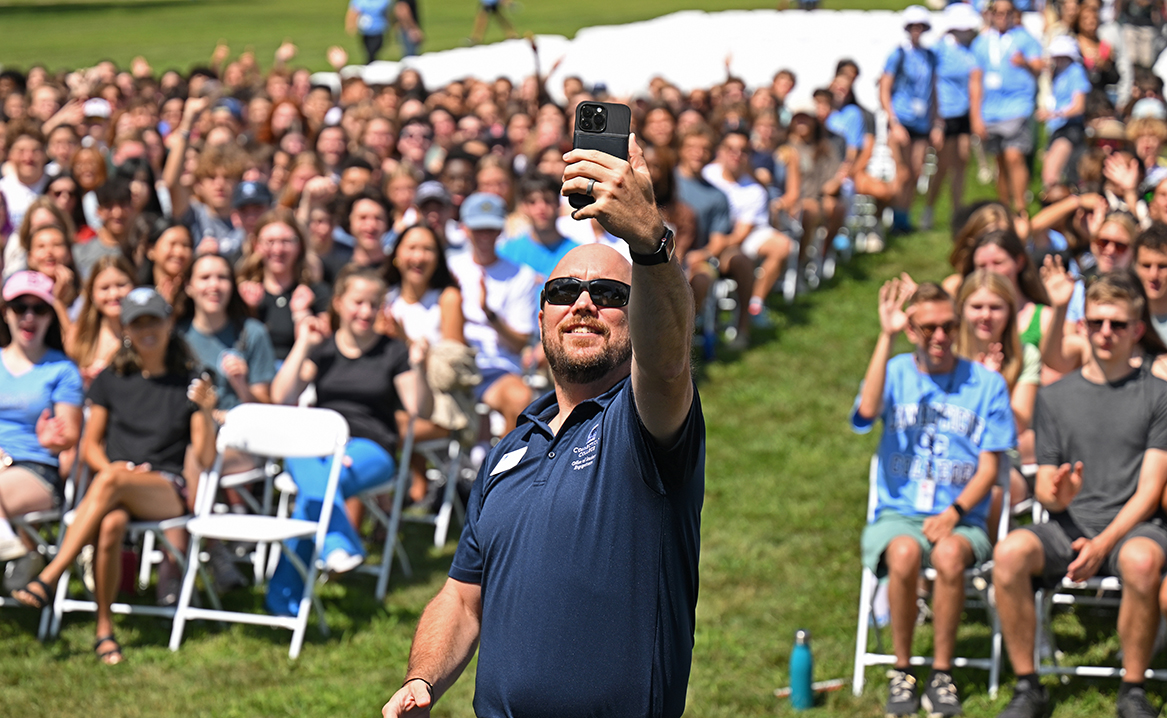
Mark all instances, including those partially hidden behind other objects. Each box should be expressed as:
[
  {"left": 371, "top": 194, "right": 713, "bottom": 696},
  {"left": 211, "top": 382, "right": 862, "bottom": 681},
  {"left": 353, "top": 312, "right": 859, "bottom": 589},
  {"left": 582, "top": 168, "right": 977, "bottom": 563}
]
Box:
[{"left": 518, "top": 375, "right": 630, "bottom": 435}]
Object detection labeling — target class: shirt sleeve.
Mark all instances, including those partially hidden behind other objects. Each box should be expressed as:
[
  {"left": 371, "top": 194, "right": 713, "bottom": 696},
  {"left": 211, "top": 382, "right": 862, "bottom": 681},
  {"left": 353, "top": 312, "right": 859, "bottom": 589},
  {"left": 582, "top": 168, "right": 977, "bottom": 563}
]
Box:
[
  {"left": 625, "top": 379, "right": 705, "bottom": 493},
  {"left": 243, "top": 319, "right": 278, "bottom": 386},
  {"left": 980, "top": 371, "right": 1018, "bottom": 453},
  {"left": 51, "top": 361, "right": 84, "bottom": 408},
  {"left": 1020, "top": 343, "right": 1042, "bottom": 385},
  {"left": 884, "top": 47, "right": 902, "bottom": 76},
  {"left": 389, "top": 338, "right": 412, "bottom": 378},
  {"left": 1066, "top": 280, "right": 1085, "bottom": 323},
  {"left": 1071, "top": 64, "right": 1092, "bottom": 95},
  {"left": 86, "top": 368, "right": 111, "bottom": 409},
  {"left": 1023, "top": 31, "right": 1042, "bottom": 60},
  {"left": 1146, "top": 378, "right": 1167, "bottom": 452},
  {"left": 709, "top": 192, "right": 733, "bottom": 235},
  {"left": 1033, "top": 389, "right": 1064, "bottom": 467},
  {"left": 501, "top": 266, "right": 538, "bottom": 335},
  {"left": 448, "top": 460, "right": 488, "bottom": 584}
]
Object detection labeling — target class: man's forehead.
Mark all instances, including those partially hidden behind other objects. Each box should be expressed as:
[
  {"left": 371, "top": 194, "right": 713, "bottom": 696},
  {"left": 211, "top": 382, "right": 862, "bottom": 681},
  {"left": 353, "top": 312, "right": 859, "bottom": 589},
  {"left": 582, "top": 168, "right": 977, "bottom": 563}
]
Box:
[{"left": 549, "top": 245, "right": 632, "bottom": 283}]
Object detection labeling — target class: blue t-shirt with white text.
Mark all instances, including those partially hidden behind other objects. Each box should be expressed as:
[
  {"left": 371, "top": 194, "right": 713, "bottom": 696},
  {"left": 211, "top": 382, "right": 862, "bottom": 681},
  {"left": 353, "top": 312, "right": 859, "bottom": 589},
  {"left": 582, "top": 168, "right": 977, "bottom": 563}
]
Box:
[
  {"left": 851, "top": 354, "right": 1016, "bottom": 529},
  {"left": 350, "top": 0, "right": 390, "bottom": 34}
]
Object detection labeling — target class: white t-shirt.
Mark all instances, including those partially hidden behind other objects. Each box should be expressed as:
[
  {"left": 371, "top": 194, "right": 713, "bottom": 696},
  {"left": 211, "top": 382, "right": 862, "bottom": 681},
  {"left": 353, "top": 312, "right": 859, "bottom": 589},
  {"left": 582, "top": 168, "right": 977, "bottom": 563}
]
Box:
[
  {"left": 387, "top": 287, "right": 445, "bottom": 346},
  {"left": 448, "top": 252, "right": 538, "bottom": 374},
  {"left": 701, "top": 163, "right": 768, "bottom": 227},
  {"left": 0, "top": 173, "right": 48, "bottom": 236}
]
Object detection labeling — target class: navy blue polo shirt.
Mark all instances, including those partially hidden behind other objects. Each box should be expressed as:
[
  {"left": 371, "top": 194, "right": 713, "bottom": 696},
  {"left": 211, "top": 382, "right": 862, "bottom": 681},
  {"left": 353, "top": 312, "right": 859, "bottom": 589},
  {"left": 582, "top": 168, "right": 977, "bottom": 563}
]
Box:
[{"left": 449, "top": 376, "right": 705, "bottom": 718}]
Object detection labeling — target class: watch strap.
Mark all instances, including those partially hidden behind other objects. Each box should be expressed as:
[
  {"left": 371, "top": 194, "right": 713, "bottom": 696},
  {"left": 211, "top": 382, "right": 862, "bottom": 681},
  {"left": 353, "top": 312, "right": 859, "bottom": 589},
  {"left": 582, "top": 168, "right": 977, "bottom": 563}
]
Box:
[{"left": 629, "top": 227, "right": 674, "bottom": 266}]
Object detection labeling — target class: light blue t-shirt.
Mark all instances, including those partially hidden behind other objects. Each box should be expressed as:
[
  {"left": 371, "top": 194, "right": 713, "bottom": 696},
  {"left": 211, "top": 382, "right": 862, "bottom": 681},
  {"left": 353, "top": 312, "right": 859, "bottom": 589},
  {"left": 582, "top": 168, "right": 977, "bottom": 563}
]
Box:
[
  {"left": 350, "top": 0, "right": 391, "bottom": 35},
  {"left": 1048, "top": 62, "right": 1091, "bottom": 133},
  {"left": 826, "top": 105, "right": 867, "bottom": 152},
  {"left": 851, "top": 354, "right": 1016, "bottom": 529},
  {"left": 884, "top": 44, "right": 937, "bottom": 133},
  {"left": 935, "top": 35, "right": 977, "bottom": 119},
  {"left": 971, "top": 26, "right": 1043, "bottom": 123},
  {"left": 497, "top": 233, "right": 580, "bottom": 280},
  {"left": 0, "top": 348, "right": 83, "bottom": 466}
]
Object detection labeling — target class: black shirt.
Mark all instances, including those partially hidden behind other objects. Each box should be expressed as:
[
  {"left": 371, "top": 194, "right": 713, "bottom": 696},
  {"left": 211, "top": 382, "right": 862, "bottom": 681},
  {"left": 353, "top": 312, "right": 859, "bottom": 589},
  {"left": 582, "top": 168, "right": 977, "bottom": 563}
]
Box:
[
  {"left": 320, "top": 243, "right": 354, "bottom": 286},
  {"left": 309, "top": 335, "right": 411, "bottom": 453},
  {"left": 257, "top": 282, "right": 332, "bottom": 361},
  {"left": 87, "top": 366, "right": 198, "bottom": 476}
]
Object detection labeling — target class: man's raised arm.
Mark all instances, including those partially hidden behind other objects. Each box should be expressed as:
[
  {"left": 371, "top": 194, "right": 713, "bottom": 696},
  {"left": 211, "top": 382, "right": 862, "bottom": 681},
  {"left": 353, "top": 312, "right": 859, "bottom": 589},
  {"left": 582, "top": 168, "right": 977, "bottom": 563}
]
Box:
[{"left": 562, "top": 135, "right": 694, "bottom": 443}]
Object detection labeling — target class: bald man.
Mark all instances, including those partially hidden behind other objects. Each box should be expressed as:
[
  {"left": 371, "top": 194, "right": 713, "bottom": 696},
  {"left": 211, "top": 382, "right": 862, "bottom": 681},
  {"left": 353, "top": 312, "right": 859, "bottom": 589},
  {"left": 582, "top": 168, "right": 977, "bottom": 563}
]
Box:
[{"left": 382, "top": 137, "right": 706, "bottom": 718}]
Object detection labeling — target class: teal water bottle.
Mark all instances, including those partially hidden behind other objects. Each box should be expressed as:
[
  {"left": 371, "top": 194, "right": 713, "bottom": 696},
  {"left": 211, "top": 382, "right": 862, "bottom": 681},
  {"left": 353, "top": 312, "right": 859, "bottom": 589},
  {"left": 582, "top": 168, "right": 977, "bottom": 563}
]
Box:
[{"left": 790, "top": 629, "right": 814, "bottom": 710}]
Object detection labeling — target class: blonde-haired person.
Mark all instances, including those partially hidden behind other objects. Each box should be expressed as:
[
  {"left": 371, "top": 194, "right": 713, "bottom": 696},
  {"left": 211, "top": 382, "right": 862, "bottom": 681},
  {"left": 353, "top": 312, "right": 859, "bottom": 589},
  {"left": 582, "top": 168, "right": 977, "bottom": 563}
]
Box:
[
  {"left": 1128, "top": 112, "right": 1167, "bottom": 174},
  {"left": 953, "top": 269, "right": 1041, "bottom": 532},
  {"left": 65, "top": 254, "right": 135, "bottom": 388}
]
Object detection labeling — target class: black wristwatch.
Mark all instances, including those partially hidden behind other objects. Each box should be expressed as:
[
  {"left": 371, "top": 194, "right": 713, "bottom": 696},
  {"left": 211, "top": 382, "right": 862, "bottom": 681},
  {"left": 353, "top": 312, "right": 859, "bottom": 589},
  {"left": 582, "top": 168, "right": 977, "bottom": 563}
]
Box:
[{"left": 629, "top": 226, "right": 675, "bottom": 266}]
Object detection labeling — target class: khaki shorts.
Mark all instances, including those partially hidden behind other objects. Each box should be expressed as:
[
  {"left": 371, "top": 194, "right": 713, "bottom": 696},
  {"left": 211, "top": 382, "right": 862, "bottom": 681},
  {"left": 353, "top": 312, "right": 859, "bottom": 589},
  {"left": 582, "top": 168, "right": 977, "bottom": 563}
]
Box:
[{"left": 861, "top": 511, "right": 992, "bottom": 576}]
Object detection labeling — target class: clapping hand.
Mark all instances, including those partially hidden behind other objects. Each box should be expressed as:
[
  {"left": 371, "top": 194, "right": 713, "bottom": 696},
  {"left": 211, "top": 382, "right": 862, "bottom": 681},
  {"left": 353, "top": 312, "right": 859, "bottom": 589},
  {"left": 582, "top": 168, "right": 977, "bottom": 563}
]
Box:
[
  {"left": 296, "top": 315, "right": 327, "bottom": 348},
  {"left": 1050, "top": 461, "right": 1084, "bottom": 509},
  {"left": 220, "top": 352, "right": 250, "bottom": 390},
  {"left": 187, "top": 374, "right": 218, "bottom": 412},
  {"left": 289, "top": 284, "right": 315, "bottom": 316},
  {"left": 975, "top": 342, "right": 1005, "bottom": 374},
  {"left": 1104, "top": 153, "right": 1140, "bottom": 193},
  {"left": 408, "top": 337, "right": 429, "bottom": 368},
  {"left": 237, "top": 280, "right": 264, "bottom": 308},
  {"left": 35, "top": 409, "right": 70, "bottom": 453}
]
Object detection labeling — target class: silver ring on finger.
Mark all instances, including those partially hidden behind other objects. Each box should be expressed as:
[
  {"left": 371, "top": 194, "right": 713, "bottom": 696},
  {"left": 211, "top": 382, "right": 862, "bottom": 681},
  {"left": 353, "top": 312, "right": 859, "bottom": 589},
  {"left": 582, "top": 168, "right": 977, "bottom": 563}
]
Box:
[{"left": 585, "top": 178, "right": 596, "bottom": 197}]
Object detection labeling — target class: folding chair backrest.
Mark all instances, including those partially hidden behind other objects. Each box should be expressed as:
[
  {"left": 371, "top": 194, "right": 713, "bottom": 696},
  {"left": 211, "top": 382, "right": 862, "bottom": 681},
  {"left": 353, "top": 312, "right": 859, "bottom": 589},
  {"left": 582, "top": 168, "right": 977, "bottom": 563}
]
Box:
[{"left": 213, "top": 404, "right": 350, "bottom": 563}]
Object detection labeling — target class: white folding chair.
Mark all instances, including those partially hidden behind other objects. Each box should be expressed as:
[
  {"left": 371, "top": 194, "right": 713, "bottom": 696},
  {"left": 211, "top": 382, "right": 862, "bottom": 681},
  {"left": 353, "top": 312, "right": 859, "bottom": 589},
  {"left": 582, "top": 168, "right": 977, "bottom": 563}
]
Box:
[
  {"left": 168, "top": 404, "right": 349, "bottom": 659},
  {"left": 401, "top": 437, "right": 467, "bottom": 549},
  {"left": 853, "top": 455, "right": 1011, "bottom": 699},
  {"left": 1032, "top": 504, "right": 1167, "bottom": 681}
]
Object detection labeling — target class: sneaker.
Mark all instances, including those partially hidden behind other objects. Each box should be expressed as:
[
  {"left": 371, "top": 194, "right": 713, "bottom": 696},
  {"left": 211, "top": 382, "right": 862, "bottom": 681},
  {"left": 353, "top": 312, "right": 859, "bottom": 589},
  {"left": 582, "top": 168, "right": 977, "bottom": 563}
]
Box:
[
  {"left": 921, "top": 672, "right": 962, "bottom": 717},
  {"left": 324, "top": 548, "right": 364, "bottom": 575},
  {"left": 886, "top": 669, "right": 920, "bottom": 717},
  {"left": 0, "top": 536, "right": 28, "bottom": 562},
  {"left": 3, "top": 551, "right": 45, "bottom": 594},
  {"left": 997, "top": 679, "right": 1049, "bottom": 718},
  {"left": 207, "top": 541, "right": 246, "bottom": 594},
  {"left": 1116, "top": 685, "right": 1158, "bottom": 718}
]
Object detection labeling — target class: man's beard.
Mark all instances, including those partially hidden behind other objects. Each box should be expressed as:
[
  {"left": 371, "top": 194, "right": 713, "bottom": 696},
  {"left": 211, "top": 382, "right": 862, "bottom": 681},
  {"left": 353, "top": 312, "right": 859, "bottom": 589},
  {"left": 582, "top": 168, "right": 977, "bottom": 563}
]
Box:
[{"left": 543, "top": 322, "right": 632, "bottom": 385}]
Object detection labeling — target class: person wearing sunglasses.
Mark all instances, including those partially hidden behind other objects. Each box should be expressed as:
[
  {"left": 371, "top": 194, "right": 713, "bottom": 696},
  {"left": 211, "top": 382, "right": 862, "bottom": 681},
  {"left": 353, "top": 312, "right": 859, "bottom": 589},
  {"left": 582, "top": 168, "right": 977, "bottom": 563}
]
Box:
[
  {"left": 992, "top": 273, "right": 1167, "bottom": 718},
  {"left": 0, "top": 270, "right": 82, "bottom": 574},
  {"left": 852, "top": 277, "right": 1014, "bottom": 718},
  {"left": 383, "top": 136, "right": 705, "bottom": 718}
]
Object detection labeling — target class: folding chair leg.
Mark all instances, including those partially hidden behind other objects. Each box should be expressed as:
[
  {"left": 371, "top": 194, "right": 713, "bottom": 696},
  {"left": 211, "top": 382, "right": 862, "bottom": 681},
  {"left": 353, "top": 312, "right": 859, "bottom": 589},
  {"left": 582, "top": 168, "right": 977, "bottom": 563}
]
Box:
[
  {"left": 49, "top": 567, "right": 70, "bottom": 638},
  {"left": 139, "top": 530, "right": 156, "bottom": 590},
  {"left": 988, "top": 585, "right": 1001, "bottom": 699},
  {"left": 854, "top": 568, "right": 877, "bottom": 696},
  {"left": 169, "top": 535, "right": 203, "bottom": 651}
]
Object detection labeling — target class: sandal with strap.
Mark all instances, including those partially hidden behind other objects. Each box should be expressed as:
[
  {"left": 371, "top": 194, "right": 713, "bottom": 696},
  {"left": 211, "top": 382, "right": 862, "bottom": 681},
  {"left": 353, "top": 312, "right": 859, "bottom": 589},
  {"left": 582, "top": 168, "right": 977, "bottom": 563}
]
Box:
[
  {"left": 94, "top": 635, "right": 124, "bottom": 665},
  {"left": 11, "top": 576, "right": 51, "bottom": 609}
]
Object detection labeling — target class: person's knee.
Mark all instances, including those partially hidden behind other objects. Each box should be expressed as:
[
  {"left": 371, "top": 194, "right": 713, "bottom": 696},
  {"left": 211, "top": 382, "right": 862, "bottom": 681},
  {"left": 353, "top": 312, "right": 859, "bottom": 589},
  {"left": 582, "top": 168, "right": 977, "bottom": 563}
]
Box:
[
  {"left": 1118, "top": 539, "right": 1165, "bottom": 594},
  {"left": 884, "top": 536, "right": 922, "bottom": 576},
  {"left": 930, "top": 537, "right": 970, "bottom": 579},
  {"left": 993, "top": 531, "right": 1041, "bottom": 582},
  {"left": 98, "top": 510, "right": 129, "bottom": 546}
]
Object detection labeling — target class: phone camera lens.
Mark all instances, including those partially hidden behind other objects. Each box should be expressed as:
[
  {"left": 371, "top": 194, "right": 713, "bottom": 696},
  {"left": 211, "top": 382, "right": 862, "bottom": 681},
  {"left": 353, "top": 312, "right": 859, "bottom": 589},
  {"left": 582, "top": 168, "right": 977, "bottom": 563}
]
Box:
[
  {"left": 581, "top": 106, "right": 595, "bottom": 117},
  {"left": 579, "top": 119, "right": 594, "bottom": 131},
  {"left": 593, "top": 115, "right": 607, "bottom": 131}
]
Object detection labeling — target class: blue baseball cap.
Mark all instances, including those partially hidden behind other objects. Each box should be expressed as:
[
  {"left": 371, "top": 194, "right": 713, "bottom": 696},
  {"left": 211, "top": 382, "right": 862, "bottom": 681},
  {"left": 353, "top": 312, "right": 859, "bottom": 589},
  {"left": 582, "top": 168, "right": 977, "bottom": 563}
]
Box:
[{"left": 460, "top": 192, "right": 507, "bottom": 231}]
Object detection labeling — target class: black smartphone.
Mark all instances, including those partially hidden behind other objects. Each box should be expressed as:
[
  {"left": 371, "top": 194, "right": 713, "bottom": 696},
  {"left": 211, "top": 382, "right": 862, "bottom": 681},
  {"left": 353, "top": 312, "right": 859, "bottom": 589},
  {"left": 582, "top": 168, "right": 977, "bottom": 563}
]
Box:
[{"left": 569, "top": 101, "right": 632, "bottom": 210}]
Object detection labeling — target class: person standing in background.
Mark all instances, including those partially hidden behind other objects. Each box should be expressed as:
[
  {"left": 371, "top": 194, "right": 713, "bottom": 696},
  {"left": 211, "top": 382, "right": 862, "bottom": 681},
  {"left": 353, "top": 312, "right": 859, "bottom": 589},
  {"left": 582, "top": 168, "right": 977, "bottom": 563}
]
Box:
[{"left": 347, "top": 0, "right": 392, "bottom": 65}]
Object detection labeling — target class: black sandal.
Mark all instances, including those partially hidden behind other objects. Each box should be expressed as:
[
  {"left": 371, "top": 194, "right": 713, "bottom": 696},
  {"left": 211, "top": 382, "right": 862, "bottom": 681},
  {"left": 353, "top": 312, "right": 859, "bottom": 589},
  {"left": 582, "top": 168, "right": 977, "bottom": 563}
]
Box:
[
  {"left": 12, "top": 576, "right": 51, "bottom": 609},
  {"left": 94, "top": 635, "right": 124, "bottom": 665}
]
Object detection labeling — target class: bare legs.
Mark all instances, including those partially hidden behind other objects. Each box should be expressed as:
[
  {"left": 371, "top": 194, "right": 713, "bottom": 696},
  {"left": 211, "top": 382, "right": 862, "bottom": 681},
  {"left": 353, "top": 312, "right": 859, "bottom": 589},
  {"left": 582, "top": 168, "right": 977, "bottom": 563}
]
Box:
[{"left": 884, "top": 534, "right": 973, "bottom": 669}]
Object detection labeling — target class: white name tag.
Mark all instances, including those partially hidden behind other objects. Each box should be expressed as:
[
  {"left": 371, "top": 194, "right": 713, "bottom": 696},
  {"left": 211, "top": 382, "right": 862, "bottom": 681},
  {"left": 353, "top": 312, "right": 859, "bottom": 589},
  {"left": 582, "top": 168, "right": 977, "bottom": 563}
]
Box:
[
  {"left": 915, "top": 478, "right": 936, "bottom": 513},
  {"left": 490, "top": 447, "right": 528, "bottom": 476},
  {"left": 984, "top": 72, "right": 1003, "bottom": 90},
  {"left": 911, "top": 98, "right": 928, "bottom": 117}
]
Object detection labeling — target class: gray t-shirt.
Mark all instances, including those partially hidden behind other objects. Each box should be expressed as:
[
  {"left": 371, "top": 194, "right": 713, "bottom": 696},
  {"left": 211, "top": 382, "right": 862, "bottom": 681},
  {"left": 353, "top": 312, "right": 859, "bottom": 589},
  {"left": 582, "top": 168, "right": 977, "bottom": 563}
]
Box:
[
  {"left": 72, "top": 239, "right": 125, "bottom": 283},
  {"left": 1034, "top": 363, "right": 1167, "bottom": 537}
]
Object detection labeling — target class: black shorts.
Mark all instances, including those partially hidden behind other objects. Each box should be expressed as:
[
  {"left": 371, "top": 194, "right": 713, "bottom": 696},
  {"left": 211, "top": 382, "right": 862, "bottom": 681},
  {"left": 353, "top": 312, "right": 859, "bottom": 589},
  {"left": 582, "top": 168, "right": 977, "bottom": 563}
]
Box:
[
  {"left": 1019, "top": 517, "right": 1167, "bottom": 590},
  {"left": 906, "top": 126, "right": 930, "bottom": 142},
  {"left": 944, "top": 114, "right": 971, "bottom": 138},
  {"left": 1048, "top": 121, "right": 1086, "bottom": 148},
  {"left": 11, "top": 460, "right": 63, "bottom": 508}
]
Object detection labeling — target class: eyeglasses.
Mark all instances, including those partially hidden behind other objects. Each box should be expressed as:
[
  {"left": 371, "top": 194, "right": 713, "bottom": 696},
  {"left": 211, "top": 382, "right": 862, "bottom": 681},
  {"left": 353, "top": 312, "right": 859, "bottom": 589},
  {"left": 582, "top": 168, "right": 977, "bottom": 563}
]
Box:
[
  {"left": 1095, "top": 237, "right": 1131, "bottom": 253},
  {"left": 912, "top": 320, "right": 958, "bottom": 339},
  {"left": 402, "top": 131, "right": 432, "bottom": 141},
  {"left": 8, "top": 300, "right": 52, "bottom": 317},
  {"left": 1085, "top": 318, "right": 1131, "bottom": 332},
  {"left": 541, "top": 277, "right": 631, "bottom": 308},
  {"left": 49, "top": 188, "right": 76, "bottom": 198}
]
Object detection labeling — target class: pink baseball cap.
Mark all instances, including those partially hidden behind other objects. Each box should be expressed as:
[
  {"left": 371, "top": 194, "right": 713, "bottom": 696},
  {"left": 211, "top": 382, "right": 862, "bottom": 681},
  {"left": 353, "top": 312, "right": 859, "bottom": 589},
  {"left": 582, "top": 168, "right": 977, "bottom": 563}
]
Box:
[{"left": 3, "top": 271, "right": 55, "bottom": 305}]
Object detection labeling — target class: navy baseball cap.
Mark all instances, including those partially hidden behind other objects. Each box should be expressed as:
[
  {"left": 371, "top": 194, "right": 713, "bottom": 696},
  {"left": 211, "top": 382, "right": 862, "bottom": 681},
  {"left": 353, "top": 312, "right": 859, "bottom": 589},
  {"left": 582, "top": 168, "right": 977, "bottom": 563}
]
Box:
[
  {"left": 232, "top": 181, "right": 273, "bottom": 209},
  {"left": 120, "top": 287, "right": 172, "bottom": 324},
  {"left": 460, "top": 192, "right": 507, "bottom": 231}
]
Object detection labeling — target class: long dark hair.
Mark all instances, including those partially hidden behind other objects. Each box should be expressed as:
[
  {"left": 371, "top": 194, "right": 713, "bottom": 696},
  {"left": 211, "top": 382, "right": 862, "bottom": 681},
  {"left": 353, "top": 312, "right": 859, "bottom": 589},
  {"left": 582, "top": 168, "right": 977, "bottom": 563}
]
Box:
[
  {"left": 383, "top": 224, "right": 458, "bottom": 291},
  {"left": 115, "top": 157, "right": 165, "bottom": 217},
  {"left": 961, "top": 229, "right": 1052, "bottom": 306},
  {"left": 110, "top": 322, "right": 197, "bottom": 377}
]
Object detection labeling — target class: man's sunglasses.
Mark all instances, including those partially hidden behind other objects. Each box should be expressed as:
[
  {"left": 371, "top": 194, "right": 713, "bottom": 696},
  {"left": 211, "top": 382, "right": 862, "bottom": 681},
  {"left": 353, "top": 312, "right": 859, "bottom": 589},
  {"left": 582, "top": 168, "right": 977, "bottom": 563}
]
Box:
[
  {"left": 8, "top": 300, "right": 52, "bottom": 317},
  {"left": 912, "top": 320, "right": 958, "bottom": 339},
  {"left": 1085, "top": 318, "right": 1131, "bottom": 332},
  {"left": 541, "top": 277, "right": 631, "bottom": 308}
]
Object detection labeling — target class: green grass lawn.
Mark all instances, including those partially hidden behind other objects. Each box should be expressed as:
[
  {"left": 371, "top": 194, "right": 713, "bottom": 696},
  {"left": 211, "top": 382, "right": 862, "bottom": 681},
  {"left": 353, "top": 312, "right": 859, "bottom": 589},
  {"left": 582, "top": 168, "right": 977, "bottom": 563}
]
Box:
[
  {"left": 0, "top": 171, "right": 1148, "bottom": 716},
  {"left": 0, "top": 0, "right": 915, "bottom": 74}
]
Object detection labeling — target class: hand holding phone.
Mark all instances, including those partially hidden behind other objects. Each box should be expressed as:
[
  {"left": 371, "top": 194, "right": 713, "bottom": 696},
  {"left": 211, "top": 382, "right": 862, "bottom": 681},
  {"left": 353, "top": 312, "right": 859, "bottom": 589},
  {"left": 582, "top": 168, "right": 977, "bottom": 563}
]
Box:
[{"left": 568, "top": 101, "right": 632, "bottom": 210}]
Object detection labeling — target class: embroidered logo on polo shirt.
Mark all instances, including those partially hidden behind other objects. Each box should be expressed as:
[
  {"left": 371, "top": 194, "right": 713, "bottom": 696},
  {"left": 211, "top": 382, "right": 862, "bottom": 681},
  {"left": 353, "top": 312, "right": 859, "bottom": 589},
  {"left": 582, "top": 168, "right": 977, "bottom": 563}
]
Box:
[{"left": 571, "top": 423, "right": 601, "bottom": 471}]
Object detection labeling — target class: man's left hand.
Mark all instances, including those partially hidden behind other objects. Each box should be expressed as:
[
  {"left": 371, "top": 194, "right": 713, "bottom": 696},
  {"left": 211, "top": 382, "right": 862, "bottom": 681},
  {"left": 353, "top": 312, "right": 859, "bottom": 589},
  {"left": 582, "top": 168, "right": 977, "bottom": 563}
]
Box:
[
  {"left": 1067, "top": 537, "right": 1106, "bottom": 582},
  {"left": 922, "top": 507, "right": 958, "bottom": 544},
  {"left": 562, "top": 134, "right": 662, "bottom": 253}
]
